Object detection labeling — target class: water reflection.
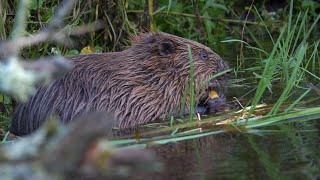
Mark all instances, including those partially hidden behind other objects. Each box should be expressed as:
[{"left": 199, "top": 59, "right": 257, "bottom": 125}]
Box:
[{"left": 131, "top": 121, "right": 319, "bottom": 179}]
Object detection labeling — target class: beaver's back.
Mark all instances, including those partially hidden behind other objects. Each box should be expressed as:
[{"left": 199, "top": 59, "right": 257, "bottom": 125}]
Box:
[{"left": 10, "top": 53, "right": 122, "bottom": 135}]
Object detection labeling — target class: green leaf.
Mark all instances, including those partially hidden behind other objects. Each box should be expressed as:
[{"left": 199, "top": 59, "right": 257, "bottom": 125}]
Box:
[
  {"left": 66, "top": 50, "right": 79, "bottom": 56},
  {"left": 94, "top": 46, "right": 103, "bottom": 53}
]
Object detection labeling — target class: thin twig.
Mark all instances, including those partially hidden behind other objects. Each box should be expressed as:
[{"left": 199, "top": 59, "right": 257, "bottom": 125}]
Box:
[
  {"left": 0, "top": 21, "right": 104, "bottom": 57},
  {"left": 193, "top": 0, "right": 206, "bottom": 42},
  {"left": 308, "top": 83, "right": 320, "bottom": 96},
  {"left": 239, "top": 0, "right": 255, "bottom": 69},
  {"left": 36, "top": 0, "right": 43, "bottom": 27}
]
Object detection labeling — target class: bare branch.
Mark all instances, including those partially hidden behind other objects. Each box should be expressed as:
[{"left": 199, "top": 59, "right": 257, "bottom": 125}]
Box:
[
  {"left": 0, "top": 0, "right": 104, "bottom": 101},
  {"left": 0, "top": 112, "right": 161, "bottom": 179},
  {"left": 0, "top": 21, "right": 104, "bottom": 58}
]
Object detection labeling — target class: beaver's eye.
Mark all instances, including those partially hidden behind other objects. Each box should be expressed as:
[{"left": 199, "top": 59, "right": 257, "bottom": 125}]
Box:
[{"left": 200, "top": 52, "right": 208, "bottom": 60}]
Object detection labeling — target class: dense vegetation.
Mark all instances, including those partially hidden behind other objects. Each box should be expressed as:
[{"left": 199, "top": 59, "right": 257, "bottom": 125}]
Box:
[{"left": 0, "top": 0, "right": 319, "bottom": 139}]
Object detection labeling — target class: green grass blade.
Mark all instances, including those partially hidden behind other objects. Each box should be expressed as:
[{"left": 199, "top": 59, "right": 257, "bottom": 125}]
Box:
[
  {"left": 167, "top": 0, "right": 172, "bottom": 14},
  {"left": 269, "top": 43, "right": 308, "bottom": 115},
  {"left": 253, "top": 5, "right": 274, "bottom": 45},
  {"left": 247, "top": 25, "right": 287, "bottom": 120},
  {"left": 187, "top": 45, "right": 194, "bottom": 122},
  {"left": 284, "top": 88, "right": 311, "bottom": 113},
  {"left": 243, "top": 107, "right": 320, "bottom": 128},
  {"left": 289, "top": 10, "right": 308, "bottom": 58}
]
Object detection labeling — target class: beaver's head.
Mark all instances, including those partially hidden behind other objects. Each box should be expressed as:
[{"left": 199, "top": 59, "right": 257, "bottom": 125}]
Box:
[{"left": 129, "top": 32, "right": 229, "bottom": 97}]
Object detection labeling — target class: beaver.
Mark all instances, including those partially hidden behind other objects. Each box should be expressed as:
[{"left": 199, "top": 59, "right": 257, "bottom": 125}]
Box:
[{"left": 10, "top": 32, "right": 229, "bottom": 136}]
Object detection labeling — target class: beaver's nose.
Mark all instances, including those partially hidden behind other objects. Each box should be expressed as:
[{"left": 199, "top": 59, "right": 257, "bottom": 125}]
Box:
[
  {"left": 219, "top": 57, "right": 230, "bottom": 71},
  {"left": 215, "top": 57, "right": 230, "bottom": 78}
]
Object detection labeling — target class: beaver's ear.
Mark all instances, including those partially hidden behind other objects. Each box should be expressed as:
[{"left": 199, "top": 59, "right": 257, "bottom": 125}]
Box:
[{"left": 157, "top": 40, "right": 175, "bottom": 56}]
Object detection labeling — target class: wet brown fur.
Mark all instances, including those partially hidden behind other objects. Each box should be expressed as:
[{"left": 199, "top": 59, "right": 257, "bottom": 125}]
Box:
[{"left": 10, "top": 32, "right": 229, "bottom": 136}]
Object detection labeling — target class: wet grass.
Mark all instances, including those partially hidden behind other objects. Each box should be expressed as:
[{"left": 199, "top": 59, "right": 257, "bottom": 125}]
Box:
[{"left": 224, "top": 4, "right": 320, "bottom": 117}]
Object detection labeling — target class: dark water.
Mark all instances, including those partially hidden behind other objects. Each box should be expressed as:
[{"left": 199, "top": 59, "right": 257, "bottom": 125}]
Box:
[{"left": 128, "top": 121, "right": 320, "bottom": 180}]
